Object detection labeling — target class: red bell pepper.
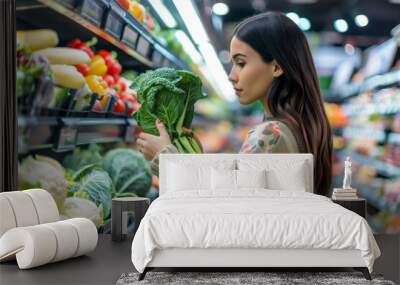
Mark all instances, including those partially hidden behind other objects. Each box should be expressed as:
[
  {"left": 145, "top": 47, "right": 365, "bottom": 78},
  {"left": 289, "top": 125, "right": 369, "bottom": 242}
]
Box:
[
  {"left": 75, "top": 64, "right": 89, "bottom": 76},
  {"left": 67, "top": 37, "right": 97, "bottom": 58}
]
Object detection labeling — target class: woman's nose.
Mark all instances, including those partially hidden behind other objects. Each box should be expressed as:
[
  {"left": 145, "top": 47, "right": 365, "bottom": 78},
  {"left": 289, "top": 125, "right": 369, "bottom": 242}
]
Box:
[{"left": 228, "top": 68, "right": 237, "bottom": 83}]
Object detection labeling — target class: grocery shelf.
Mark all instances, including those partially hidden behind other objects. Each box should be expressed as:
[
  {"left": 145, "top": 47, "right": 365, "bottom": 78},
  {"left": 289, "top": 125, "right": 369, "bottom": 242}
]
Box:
[
  {"left": 342, "top": 127, "right": 385, "bottom": 142},
  {"left": 18, "top": 115, "right": 138, "bottom": 153},
  {"left": 337, "top": 150, "right": 400, "bottom": 178},
  {"left": 328, "top": 69, "right": 400, "bottom": 101},
  {"left": 388, "top": 133, "right": 400, "bottom": 145},
  {"left": 354, "top": 182, "right": 400, "bottom": 215},
  {"left": 342, "top": 102, "right": 400, "bottom": 117},
  {"left": 16, "top": 0, "right": 187, "bottom": 70}
]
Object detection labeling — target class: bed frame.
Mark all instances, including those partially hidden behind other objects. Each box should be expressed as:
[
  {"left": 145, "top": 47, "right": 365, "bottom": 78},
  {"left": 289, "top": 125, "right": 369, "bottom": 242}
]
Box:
[{"left": 138, "top": 154, "right": 372, "bottom": 281}]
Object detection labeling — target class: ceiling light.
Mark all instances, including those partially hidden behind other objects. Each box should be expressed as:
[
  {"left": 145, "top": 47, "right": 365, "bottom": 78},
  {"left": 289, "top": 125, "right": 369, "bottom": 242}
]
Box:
[
  {"left": 354, "top": 14, "right": 369, "bottom": 27},
  {"left": 334, "top": 19, "right": 348, "bottom": 33},
  {"left": 172, "top": 0, "right": 210, "bottom": 44},
  {"left": 174, "top": 30, "right": 202, "bottom": 64},
  {"left": 212, "top": 2, "right": 229, "bottom": 16},
  {"left": 286, "top": 12, "right": 300, "bottom": 24},
  {"left": 148, "top": 0, "right": 177, "bottom": 28},
  {"left": 299, "top": 17, "right": 311, "bottom": 31},
  {"left": 199, "top": 43, "right": 236, "bottom": 102}
]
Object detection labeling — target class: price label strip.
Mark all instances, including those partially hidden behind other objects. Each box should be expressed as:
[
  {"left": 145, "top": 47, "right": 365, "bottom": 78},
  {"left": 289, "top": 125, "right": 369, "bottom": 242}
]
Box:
[
  {"left": 80, "top": 0, "right": 105, "bottom": 26},
  {"left": 136, "top": 36, "right": 150, "bottom": 58},
  {"left": 56, "top": 126, "right": 78, "bottom": 151},
  {"left": 105, "top": 10, "right": 124, "bottom": 39},
  {"left": 122, "top": 26, "right": 139, "bottom": 49}
]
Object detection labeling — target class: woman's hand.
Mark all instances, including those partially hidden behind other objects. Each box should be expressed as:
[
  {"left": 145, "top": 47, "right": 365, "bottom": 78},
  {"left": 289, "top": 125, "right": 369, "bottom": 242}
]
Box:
[{"left": 136, "top": 119, "right": 171, "bottom": 160}]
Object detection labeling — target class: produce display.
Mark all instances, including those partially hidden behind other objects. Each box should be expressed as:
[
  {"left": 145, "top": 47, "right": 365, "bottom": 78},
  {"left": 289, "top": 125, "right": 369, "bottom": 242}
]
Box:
[
  {"left": 18, "top": 145, "right": 152, "bottom": 230},
  {"left": 132, "top": 68, "right": 207, "bottom": 153},
  {"left": 17, "top": 29, "right": 140, "bottom": 115},
  {"left": 116, "top": 0, "right": 155, "bottom": 32},
  {"left": 15, "top": 1, "right": 211, "bottom": 234}
]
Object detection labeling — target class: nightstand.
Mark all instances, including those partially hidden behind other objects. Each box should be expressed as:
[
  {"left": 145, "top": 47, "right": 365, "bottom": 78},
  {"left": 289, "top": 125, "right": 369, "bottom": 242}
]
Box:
[
  {"left": 111, "top": 197, "right": 150, "bottom": 242},
  {"left": 332, "top": 198, "right": 367, "bottom": 218}
]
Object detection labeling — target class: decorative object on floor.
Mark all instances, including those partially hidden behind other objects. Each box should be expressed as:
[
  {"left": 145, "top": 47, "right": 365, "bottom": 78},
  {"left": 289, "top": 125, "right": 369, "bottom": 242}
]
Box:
[
  {"left": 0, "top": 189, "right": 98, "bottom": 269},
  {"left": 111, "top": 197, "right": 150, "bottom": 242},
  {"left": 116, "top": 271, "right": 395, "bottom": 285},
  {"left": 332, "top": 156, "right": 358, "bottom": 200},
  {"left": 332, "top": 198, "right": 367, "bottom": 218}
]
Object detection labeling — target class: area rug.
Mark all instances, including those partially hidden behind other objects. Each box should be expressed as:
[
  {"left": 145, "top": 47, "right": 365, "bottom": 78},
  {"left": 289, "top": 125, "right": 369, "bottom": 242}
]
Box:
[{"left": 116, "top": 271, "right": 396, "bottom": 285}]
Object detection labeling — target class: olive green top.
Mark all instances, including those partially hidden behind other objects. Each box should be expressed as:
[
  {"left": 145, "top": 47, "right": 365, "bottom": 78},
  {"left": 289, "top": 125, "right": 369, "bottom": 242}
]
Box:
[{"left": 150, "top": 110, "right": 302, "bottom": 177}]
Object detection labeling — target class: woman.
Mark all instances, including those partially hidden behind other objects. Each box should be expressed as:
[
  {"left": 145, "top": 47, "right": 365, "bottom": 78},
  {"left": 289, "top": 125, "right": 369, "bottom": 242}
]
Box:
[{"left": 136, "top": 12, "right": 333, "bottom": 196}]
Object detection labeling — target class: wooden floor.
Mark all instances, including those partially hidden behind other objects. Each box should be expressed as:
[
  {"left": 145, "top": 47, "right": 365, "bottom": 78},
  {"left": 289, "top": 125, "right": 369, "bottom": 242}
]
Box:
[{"left": 0, "top": 234, "right": 398, "bottom": 285}]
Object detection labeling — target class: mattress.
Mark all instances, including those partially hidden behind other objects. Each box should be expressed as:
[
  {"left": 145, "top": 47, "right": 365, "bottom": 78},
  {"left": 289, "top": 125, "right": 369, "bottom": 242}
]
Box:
[{"left": 131, "top": 190, "right": 381, "bottom": 273}]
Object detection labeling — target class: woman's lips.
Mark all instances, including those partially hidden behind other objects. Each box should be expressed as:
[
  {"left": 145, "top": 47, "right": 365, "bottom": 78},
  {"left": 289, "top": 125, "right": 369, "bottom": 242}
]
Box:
[{"left": 234, "top": 88, "right": 242, "bottom": 95}]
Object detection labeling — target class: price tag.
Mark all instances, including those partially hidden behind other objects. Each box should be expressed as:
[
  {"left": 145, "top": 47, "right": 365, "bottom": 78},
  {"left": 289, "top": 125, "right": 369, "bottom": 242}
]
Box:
[
  {"left": 125, "top": 125, "right": 136, "bottom": 142},
  {"left": 162, "top": 58, "right": 170, "bottom": 67},
  {"left": 57, "top": 126, "right": 77, "bottom": 151},
  {"left": 57, "top": 0, "right": 77, "bottom": 9},
  {"left": 105, "top": 11, "right": 124, "bottom": 39},
  {"left": 136, "top": 36, "right": 150, "bottom": 58},
  {"left": 122, "top": 26, "right": 139, "bottom": 48},
  {"left": 152, "top": 50, "right": 163, "bottom": 67},
  {"left": 81, "top": 0, "right": 104, "bottom": 26}
]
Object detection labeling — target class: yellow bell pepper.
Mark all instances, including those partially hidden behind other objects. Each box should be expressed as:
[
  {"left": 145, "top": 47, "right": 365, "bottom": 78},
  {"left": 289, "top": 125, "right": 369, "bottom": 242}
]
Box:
[
  {"left": 128, "top": 2, "right": 145, "bottom": 23},
  {"left": 85, "top": 75, "right": 108, "bottom": 95},
  {"left": 88, "top": 55, "right": 107, "bottom": 76}
]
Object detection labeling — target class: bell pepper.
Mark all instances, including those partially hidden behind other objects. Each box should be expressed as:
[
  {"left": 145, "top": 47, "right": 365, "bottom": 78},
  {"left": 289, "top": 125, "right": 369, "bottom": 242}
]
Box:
[
  {"left": 117, "top": 0, "right": 130, "bottom": 10},
  {"left": 67, "top": 37, "right": 97, "bottom": 58},
  {"left": 89, "top": 55, "right": 107, "bottom": 76},
  {"left": 128, "top": 2, "right": 145, "bottom": 23},
  {"left": 85, "top": 75, "right": 108, "bottom": 95},
  {"left": 75, "top": 63, "right": 89, "bottom": 76}
]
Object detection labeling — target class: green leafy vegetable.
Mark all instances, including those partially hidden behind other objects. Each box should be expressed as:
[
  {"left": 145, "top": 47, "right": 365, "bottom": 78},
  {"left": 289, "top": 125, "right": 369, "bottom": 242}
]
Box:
[
  {"left": 63, "top": 144, "right": 103, "bottom": 174},
  {"left": 103, "top": 148, "right": 152, "bottom": 197},
  {"left": 73, "top": 169, "right": 113, "bottom": 219},
  {"left": 131, "top": 68, "right": 206, "bottom": 153}
]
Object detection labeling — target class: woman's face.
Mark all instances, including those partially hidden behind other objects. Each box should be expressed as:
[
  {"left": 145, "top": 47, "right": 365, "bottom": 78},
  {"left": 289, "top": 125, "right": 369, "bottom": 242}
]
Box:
[{"left": 229, "top": 36, "right": 282, "bottom": 105}]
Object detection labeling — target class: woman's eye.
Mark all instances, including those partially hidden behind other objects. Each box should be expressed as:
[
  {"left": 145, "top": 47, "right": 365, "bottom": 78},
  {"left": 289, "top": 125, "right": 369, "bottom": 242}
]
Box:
[{"left": 236, "top": 61, "right": 245, "bottom": 68}]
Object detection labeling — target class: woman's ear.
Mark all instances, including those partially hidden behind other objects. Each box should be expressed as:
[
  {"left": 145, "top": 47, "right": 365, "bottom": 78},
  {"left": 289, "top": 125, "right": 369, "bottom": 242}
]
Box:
[{"left": 272, "top": 60, "right": 284, "bottom": 78}]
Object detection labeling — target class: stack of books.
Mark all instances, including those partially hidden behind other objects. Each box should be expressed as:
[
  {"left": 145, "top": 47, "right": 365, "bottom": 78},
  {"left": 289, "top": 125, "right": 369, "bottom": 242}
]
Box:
[{"left": 332, "top": 188, "right": 358, "bottom": 200}]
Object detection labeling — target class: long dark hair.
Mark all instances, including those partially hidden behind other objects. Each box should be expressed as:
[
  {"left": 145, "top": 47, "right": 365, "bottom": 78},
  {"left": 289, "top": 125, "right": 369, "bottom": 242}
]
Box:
[{"left": 233, "top": 12, "right": 332, "bottom": 196}]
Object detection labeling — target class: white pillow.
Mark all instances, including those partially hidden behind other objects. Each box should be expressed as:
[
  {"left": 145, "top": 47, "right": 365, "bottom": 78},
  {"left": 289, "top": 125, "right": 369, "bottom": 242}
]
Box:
[
  {"left": 237, "top": 159, "right": 309, "bottom": 192},
  {"left": 166, "top": 159, "right": 236, "bottom": 193},
  {"left": 167, "top": 162, "right": 211, "bottom": 191},
  {"left": 211, "top": 168, "right": 236, "bottom": 190},
  {"left": 211, "top": 169, "right": 267, "bottom": 190},
  {"left": 236, "top": 169, "right": 267, "bottom": 189},
  {"left": 266, "top": 164, "right": 307, "bottom": 191}
]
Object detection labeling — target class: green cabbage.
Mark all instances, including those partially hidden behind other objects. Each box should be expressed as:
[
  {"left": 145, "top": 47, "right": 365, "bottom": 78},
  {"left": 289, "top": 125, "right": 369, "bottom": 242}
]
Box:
[
  {"left": 72, "top": 169, "right": 113, "bottom": 219},
  {"left": 63, "top": 144, "right": 103, "bottom": 174},
  {"left": 103, "top": 149, "right": 152, "bottom": 197}
]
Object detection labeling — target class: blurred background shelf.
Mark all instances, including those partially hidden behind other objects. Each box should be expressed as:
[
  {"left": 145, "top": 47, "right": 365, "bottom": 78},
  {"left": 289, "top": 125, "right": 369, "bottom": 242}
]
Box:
[{"left": 337, "top": 150, "right": 400, "bottom": 179}]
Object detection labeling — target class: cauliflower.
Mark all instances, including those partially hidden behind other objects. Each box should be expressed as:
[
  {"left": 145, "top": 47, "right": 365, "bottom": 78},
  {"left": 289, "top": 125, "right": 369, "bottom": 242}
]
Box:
[
  {"left": 18, "top": 155, "right": 68, "bottom": 209},
  {"left": 60, "top": 197, "right": 103, "bottom": 229}
]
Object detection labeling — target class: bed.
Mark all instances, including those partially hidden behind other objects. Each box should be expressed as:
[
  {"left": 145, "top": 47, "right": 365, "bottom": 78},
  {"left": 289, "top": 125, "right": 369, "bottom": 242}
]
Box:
[{"left": 131, "top": 154, "right": 381, "bottom": 281}]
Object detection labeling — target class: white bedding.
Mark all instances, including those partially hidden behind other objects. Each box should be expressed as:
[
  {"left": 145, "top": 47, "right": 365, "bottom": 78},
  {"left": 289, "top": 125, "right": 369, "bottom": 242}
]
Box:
[{"left": 131, "top": 190, "right": 380, "bottom": 273}]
